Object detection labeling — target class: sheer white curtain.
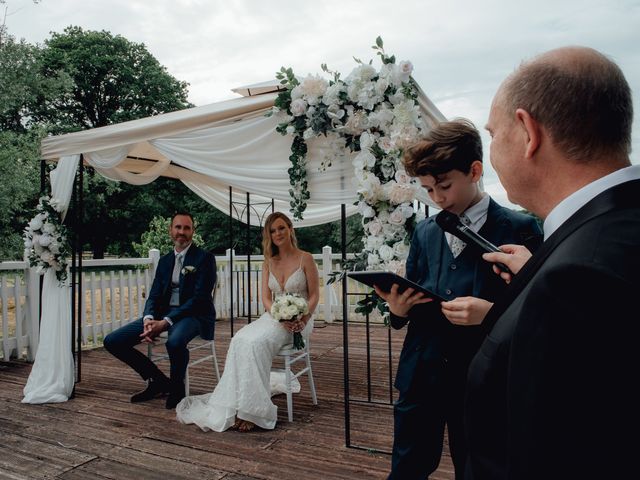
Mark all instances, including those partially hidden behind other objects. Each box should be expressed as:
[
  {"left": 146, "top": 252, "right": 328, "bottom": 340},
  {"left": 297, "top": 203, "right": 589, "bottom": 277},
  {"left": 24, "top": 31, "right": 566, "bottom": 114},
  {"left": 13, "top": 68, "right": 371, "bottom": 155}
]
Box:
[{"left": 23, "top": 155, "right": 79, "bottom": 404}]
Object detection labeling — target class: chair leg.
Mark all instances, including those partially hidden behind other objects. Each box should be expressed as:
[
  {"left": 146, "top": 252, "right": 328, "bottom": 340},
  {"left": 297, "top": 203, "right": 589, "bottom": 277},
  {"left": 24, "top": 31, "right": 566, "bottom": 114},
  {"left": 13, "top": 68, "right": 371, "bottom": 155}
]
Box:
[
  {"left": 284, "top": 354, "right": 293, "bottom": 422},
  {"left": 184, "top": 367, "right": 190, "bottom": 397},
  {"left": 305, "top": 347, "right": 318, "bottom": 405},
  {"left": 211, "top": 341, "right": 220, "bottom": 381}
]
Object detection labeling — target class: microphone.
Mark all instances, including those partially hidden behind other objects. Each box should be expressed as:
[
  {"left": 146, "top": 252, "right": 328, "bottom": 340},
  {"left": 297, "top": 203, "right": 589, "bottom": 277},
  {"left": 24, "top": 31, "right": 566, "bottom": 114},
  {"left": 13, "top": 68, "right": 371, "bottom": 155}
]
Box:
[{"left": 435, "top": 210, "right": 512, "bottom": 274}]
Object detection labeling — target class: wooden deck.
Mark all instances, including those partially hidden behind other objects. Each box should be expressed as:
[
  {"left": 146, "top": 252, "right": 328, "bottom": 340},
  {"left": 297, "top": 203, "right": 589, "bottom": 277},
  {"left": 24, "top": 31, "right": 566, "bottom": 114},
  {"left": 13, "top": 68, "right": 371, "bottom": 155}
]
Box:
[{"left": 0, "top": 321, "right": 454, "bottom": 480}]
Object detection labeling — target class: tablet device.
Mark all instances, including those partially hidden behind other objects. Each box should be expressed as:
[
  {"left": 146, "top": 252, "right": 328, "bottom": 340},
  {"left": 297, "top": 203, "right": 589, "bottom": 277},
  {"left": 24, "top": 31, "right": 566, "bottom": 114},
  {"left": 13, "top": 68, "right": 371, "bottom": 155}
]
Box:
[{"left": 347, "top": 271, "right": 446, "bottom": 303}]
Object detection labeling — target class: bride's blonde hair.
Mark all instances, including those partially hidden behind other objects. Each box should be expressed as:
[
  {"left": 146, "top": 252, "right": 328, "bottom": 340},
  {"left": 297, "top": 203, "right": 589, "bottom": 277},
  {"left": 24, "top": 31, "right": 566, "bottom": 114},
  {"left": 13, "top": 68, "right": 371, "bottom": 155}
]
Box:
[{"left": 262, "top": 212, "right": 298, "bottom": 261}]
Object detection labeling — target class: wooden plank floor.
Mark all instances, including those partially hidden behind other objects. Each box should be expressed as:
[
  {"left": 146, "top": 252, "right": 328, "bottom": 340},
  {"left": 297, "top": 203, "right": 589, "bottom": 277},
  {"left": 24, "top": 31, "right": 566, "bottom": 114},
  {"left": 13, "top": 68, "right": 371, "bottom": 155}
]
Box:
[{"left": 0, "top": 321, "right": 454, "bottom": 480}]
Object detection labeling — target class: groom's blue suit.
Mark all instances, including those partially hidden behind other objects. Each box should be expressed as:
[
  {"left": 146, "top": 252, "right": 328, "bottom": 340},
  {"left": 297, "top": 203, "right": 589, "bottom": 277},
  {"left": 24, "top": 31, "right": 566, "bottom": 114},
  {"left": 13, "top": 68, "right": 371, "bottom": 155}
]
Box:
[{"left": 104, "top": 244, "right": 216, "bottom": 385}]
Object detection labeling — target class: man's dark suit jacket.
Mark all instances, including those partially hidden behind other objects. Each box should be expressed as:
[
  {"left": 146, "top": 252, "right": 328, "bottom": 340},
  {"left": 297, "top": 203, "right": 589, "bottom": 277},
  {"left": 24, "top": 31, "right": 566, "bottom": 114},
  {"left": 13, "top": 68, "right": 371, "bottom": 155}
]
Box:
[
  {"left": 465, "top": 179, "right": 640, "bottom": 480},
  {"left": 143, "top": 245, "right": 217, "bottom": 340},
  {"left": 392, "top": 199, "right": 542, "bottom": 394}
]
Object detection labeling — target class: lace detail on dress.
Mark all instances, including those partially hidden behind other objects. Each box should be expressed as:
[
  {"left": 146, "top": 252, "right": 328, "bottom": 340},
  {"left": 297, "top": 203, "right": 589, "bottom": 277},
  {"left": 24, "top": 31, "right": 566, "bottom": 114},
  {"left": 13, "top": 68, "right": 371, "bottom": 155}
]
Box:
[{"left": 176, "top": 260, "right": 314, "bottom": 432}]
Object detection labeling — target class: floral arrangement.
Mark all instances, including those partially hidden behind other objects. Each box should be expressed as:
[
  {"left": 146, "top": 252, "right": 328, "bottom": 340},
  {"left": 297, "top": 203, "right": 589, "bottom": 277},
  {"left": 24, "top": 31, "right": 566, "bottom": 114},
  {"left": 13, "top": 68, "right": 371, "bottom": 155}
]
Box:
[
  {"left": 181, "top": 265, "right": 197, "bottom": 275},
  {"left": 271, "top": 293, "right": 310, "bottom": 349},
  {"left": 272, "top": 37, "right": 427, "bottom": 317},
  {"left": 24, "top": 196, "right": 70, "bottom": 283}
]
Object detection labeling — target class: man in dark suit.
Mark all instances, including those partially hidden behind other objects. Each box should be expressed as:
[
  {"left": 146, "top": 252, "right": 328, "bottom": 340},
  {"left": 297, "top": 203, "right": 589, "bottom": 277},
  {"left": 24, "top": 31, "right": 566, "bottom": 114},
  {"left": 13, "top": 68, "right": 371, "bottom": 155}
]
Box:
[
  {"left": 466, "top": 47, "right": 640, "bottom": 479},
  {"left": 376, "top": 120, "right": 541, "bottom": 480},
  {"left": 104, "top": 212, "right": 216, "bottom": 409}
]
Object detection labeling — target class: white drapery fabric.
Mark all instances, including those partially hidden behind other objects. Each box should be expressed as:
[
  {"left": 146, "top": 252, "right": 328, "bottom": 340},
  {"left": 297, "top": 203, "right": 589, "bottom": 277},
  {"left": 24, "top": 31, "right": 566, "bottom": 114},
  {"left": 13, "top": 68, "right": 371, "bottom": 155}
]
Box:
[
  {"left": 41, "top": 85, "right": 445, "bottom": 226},
  {"left": 23, "top": 155, "right": 79, "bottom": 404}
]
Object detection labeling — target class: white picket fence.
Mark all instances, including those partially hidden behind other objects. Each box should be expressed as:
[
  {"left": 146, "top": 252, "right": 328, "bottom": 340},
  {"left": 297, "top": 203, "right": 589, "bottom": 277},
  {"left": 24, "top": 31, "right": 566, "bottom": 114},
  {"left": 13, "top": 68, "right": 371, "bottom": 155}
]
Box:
[{"left": 0, "top": 247, "right": 376, "bottom": 362}]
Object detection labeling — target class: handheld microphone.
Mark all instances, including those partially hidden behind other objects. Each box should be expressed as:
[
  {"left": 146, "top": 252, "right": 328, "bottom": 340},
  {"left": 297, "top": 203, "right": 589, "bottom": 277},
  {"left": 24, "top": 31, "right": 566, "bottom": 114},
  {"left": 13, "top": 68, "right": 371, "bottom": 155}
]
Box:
[{"left": 435, "top": 210, "right": 512, "bottom": 274}]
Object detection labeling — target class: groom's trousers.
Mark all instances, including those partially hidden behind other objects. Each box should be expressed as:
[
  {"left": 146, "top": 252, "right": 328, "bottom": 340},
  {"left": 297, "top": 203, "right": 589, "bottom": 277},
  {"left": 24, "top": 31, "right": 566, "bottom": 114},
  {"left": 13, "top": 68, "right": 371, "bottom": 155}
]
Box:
[{"left": 104, "top": 317, "right": 200, "bottom": 383}]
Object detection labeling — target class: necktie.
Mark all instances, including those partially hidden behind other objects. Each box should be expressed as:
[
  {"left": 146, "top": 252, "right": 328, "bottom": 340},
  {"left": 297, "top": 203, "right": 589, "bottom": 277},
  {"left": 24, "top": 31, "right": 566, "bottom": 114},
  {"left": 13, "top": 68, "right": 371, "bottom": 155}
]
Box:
[
  {"left": 172, "top": 252, "right": 183, "bottom": 285},
  {"left": 449, "top": 214, "right": 470, "bottom": 258}
]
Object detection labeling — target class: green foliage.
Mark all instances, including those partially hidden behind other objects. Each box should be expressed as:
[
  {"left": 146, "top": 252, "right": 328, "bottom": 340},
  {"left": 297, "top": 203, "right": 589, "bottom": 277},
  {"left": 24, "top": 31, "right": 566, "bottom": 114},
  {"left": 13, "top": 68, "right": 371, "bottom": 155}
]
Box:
[
  {"left": 35, "top": 26, "right": 191, "bottom": 133},
  {"left": 132, "top": 215, "right": 203, "bottom": 257},
  {"left": 31, "top": 26, "right": 193, "bottom": 258},
  {"left": 0, "top": 129, "right": 41, "bottom": 260}
]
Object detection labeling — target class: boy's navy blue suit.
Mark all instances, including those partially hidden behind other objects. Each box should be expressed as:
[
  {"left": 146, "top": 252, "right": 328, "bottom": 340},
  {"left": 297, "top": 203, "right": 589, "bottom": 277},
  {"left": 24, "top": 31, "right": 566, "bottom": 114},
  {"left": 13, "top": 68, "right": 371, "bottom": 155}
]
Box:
[
  {"left": 104, "top": 245, "right": 216, "bottom": 385},
  {"left": 388, "top": 199, "right": 541, "bottom": 480}
]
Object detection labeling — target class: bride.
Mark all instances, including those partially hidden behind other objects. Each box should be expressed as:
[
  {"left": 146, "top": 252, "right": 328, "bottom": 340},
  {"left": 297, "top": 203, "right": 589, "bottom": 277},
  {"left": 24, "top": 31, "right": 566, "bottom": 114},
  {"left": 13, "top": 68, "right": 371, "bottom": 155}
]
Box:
[{"left": 176, "top": 212, "right": 319, "bottom": 432}]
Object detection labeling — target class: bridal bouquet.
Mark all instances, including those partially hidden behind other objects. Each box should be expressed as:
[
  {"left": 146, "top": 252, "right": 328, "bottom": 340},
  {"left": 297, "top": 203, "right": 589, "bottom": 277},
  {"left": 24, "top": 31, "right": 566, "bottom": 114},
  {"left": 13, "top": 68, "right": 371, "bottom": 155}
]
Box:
[{"left": 271, "top": 294, "right": 310, "bottom": 350}]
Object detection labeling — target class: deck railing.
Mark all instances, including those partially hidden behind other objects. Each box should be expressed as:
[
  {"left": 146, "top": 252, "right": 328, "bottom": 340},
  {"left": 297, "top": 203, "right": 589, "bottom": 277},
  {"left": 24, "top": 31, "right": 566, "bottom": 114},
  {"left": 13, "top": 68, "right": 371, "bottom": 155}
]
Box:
[{"left": 0, "top": 247, "right": 378, "bottom": 361}]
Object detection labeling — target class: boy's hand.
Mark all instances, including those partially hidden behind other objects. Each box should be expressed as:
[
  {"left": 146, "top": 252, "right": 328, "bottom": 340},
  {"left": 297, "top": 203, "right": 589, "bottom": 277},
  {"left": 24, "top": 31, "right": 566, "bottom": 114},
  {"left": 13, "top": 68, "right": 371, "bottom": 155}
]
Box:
[
  {"left": 441, "top": 297, "right": 493, "bottom": 326},
  {"left": 374, "top": 283, "right": 434, "bottom": 317},
  {"left": 482, "top": 244, "right": 532, "bottom": 284}
]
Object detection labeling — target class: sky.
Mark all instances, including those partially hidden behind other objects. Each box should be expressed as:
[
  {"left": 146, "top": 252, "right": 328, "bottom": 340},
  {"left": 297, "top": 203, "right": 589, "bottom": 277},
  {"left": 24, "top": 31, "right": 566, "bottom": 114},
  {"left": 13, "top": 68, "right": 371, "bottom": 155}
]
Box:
[{"left": 4, "top": 0, "right": 640, "bottom": 209}]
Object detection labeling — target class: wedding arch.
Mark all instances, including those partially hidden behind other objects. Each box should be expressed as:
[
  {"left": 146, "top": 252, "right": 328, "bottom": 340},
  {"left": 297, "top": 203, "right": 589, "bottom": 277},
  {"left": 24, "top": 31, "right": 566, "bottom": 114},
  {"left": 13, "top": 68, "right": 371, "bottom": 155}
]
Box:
[{"left": 26, "top": 46, "right": 445, "bottom": 452}]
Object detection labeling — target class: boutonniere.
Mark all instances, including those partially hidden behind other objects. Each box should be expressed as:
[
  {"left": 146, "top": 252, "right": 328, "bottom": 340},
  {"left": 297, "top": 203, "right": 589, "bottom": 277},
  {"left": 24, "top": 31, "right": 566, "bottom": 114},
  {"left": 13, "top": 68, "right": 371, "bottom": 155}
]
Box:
[{"left": 181, "top": 265, "right": 197, "bottom": 275}]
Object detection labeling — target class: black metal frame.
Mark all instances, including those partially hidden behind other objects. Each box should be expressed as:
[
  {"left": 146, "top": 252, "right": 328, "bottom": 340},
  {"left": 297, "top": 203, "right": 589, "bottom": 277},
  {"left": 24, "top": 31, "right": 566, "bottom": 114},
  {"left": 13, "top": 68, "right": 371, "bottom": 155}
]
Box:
[
  {"left": 341, "top": 201, "right": 429, "bottom": 454},
  {"left": 227, "top": 186, "right": 273, "bottom": 336}
]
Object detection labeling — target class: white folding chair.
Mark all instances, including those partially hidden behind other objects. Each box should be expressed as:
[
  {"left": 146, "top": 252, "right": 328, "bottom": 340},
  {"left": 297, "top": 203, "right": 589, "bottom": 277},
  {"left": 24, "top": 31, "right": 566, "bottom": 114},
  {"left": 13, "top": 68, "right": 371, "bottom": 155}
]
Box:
[
  {"left": 273, "top": 340, "right": 318, "bottom": 422},
  {"left": 147, "top": 332, "right": 220, "bottom": 396}
]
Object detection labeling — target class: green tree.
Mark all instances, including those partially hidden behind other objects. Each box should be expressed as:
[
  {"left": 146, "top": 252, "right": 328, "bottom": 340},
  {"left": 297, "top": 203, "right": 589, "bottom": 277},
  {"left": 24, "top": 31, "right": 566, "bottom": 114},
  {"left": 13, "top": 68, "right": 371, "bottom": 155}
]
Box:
[
  {"left": 0, "top": 32, "right": 68, "bottom": 260},
  {"left": 31, "top": 26, "right": 193, "bottom": 258},
  {"left": 132, "top": 215, "right": 203, "bottom": 257}
]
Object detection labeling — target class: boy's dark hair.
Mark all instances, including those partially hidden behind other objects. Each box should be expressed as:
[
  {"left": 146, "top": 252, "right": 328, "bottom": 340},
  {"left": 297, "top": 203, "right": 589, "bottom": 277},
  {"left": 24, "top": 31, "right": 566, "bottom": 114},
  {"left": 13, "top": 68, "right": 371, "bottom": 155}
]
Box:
[
  {"left": 403, "top": 119, "right": 482, "bottom": 178},
  {"left": 171, "top": 211, "right": 195, "bottom": 226}
]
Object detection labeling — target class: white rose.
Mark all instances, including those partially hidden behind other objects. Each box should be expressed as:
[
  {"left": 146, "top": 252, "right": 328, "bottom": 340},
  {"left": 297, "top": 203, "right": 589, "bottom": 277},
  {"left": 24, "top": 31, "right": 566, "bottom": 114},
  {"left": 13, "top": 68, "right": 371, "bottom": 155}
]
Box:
[
  {"left": 290, "top": 98, "right": 308, "bottom": 117},
  {"left": 24, "top": 238, "right": 33, "bottom": 248},
  {"left": 359, "top": 132, "right": 375, "bottom": 151},
  {"left": 378, "top": 136, "right": 394, "bottom": 153},
  {"left": 326, "top": 104, "right": 345, "bottom": 122},
  {"left": 366, "top": 235, "right": 384, "bottom": 251},
  {"left": 355, "top": 150, "right": 377, "bottom": 168},
  {"left": 285, "top": 125, "right": 296, "bottom": 135},
  {"left": 385, "top": 260, "right": 405, "bottom": 276},
  {"left": 301, "top": 74, "right": 328, "bottom": 103},
  {"left": 49, "top": 241, "right": 60, "bottom": 254},
  {"left": 40, "top": 251, "right": 53, "bottom": 263},
  {"left": 29, "top": 217, "right": 43, "bottom": 231},
  {"left": 388, "top": 208, "right": 406, "bottom": 226},
  {"left": 393, "top": 241, "right": 410, "bottom": 260},
  {"left": 395, "top": 169, "right": 411, "bottom": 184},
  {"left": 377, "top": 210, "right": 390, "bottom": 223},
  {"left": 322, "top": 83, "right": 344, "bottom": 106},
  {"left": 399, "top": 204, "right": 415, "bottom": 218},
  {"left": 393, "top": 60, "right": 413, "bottom": 85},
  {"left": 358, "top": 202, "right": 376, "bottom": 218},
  {"left": 387, "top": 182, "right": 416, "bottom": 204},
  {"left": 367, "top": 218, "right": 383, "bottom": 236},
  {"left": 367, "top": 253, "right": 381, "bottom": 267},
  {"left": 378, "top": 244, "right": 394, "bottom": 262},
  {"left": 345, "top": 64, "right": 377, "bottom": 84},
  {"left": 38, "top": 234, "right": 52, "bottom": 247},
  {"left": 42, "top": 222, "right": 56, "bottom": 234}
]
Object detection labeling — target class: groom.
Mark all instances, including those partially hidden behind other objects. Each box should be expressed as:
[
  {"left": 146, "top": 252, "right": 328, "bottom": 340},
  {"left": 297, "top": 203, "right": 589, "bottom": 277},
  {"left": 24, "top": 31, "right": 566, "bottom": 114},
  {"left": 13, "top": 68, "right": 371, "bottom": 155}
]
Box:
[{"left": 104, "top": 212, "right": 216, "bottom": 409}]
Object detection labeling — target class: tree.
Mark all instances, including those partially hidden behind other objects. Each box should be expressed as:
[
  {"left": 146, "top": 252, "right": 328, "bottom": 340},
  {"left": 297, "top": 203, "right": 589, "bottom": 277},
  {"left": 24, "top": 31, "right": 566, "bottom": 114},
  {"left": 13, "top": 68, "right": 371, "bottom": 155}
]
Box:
[
  {"left": 0, "top": 32, "right": 68, "bottom": 260},
  {"left": 31, "top": 26, "right": 193, "bottom": 258},
  {"left": 132, "top": 216, "right": 203, "bottom": 257}
]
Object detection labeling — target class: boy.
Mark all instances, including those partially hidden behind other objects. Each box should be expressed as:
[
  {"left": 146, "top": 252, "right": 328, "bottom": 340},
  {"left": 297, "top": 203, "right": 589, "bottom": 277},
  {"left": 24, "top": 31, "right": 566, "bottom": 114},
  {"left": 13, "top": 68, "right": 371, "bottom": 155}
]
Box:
[{"left": 376, "top": 119, "right": 541, "bottom": 480}]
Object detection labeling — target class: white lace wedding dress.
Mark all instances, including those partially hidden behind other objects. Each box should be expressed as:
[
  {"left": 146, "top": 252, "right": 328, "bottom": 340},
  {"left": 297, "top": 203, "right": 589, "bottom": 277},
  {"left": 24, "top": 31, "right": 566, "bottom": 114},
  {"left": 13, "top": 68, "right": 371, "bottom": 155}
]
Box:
[{"left": 175, "top": 265, "right": 314, "bottom": 431}]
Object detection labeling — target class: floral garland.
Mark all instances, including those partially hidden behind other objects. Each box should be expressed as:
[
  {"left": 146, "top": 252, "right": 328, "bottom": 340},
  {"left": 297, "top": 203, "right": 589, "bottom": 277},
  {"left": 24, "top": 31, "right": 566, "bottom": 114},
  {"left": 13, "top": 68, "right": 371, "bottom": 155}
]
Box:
[
  {"left": 273, "top": 37, "right": 427, "bottom": 316},
  {"left": 24, "top": 196, "right": 70, "bottom": 283}
]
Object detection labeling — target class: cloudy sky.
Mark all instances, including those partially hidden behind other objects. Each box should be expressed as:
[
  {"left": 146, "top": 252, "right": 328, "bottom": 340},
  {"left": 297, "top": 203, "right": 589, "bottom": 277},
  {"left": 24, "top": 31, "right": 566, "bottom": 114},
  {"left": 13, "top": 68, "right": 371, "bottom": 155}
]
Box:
[{"left": 5, "top": 0, "right": 639, "bottom": 208}]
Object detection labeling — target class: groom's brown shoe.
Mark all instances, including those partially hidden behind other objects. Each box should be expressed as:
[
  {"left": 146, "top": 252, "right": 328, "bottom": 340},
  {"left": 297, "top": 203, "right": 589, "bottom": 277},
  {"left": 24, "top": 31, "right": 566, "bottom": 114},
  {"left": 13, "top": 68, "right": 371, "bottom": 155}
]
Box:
[{"left": 131, "top": 376, "right": 170, "bottom": 403}]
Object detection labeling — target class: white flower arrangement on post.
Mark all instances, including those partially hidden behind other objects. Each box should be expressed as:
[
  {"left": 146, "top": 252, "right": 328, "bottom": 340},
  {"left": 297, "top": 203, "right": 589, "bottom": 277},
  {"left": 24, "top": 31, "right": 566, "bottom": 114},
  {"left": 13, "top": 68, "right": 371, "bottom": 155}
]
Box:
[
  {"left": 24, "top": 196, "right": 70, "bottom": 284},
  {"left": 272, "top": 37, "right": 426, "bottom": 317}
]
